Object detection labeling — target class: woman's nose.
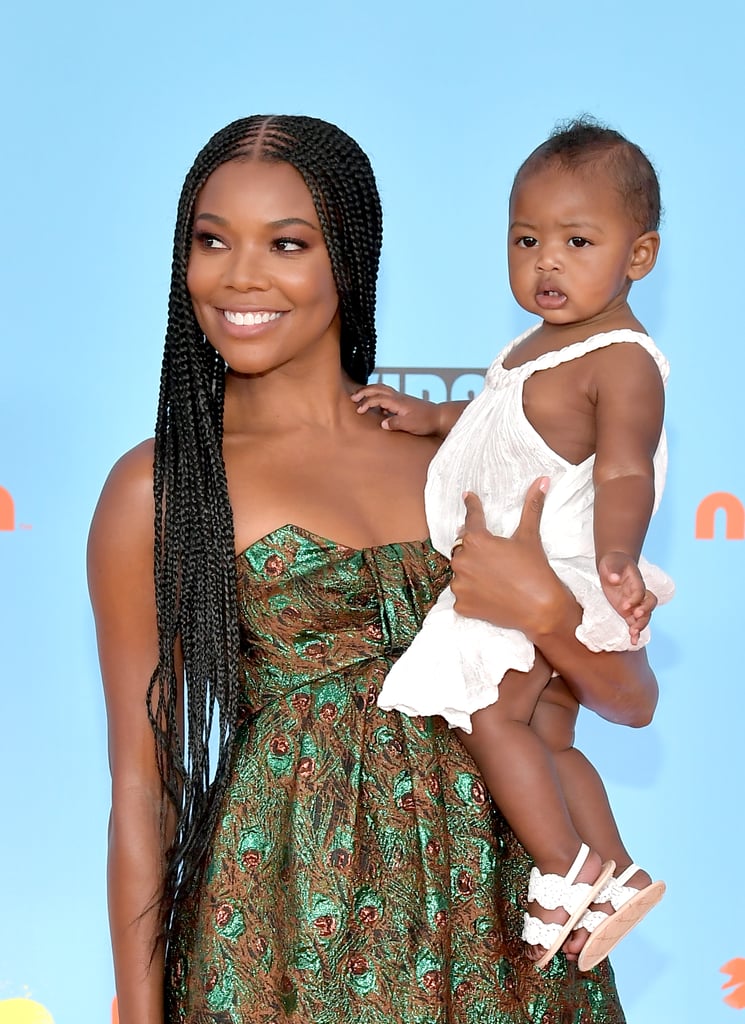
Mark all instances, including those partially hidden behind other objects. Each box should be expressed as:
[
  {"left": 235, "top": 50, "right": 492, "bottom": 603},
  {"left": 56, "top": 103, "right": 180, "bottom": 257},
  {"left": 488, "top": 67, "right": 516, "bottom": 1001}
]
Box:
[{"left": 224, "top": 246, "right": 271, "bottom": 291}]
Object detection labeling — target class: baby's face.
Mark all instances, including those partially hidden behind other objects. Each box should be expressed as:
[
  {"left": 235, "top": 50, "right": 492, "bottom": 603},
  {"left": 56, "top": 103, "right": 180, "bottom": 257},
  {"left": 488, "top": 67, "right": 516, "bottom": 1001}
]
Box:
[{"left": 507, "top": 163, "right": 645, "bottom": 328}]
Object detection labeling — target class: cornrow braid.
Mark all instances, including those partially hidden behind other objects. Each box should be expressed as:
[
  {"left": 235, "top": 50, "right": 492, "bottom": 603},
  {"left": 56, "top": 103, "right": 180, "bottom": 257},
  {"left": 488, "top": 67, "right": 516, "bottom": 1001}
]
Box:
[{"left": 148, "top": 115, "right": 383, "bottom": 936}]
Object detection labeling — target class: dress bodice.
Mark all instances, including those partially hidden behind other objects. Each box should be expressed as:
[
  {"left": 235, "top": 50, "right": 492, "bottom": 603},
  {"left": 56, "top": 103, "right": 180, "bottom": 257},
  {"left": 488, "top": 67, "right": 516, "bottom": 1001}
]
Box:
[{"left": 235, "top": 524, "right": 450, "bottom": 714}]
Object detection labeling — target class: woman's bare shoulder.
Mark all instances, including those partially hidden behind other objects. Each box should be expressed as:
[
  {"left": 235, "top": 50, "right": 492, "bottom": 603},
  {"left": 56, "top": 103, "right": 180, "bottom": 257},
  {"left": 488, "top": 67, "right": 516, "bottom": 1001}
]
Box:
[
  {"left": 105, "top": 437, "right": 156, "bottom": 486},
  {"left": 88, "top": 439, "right": 156, "bottom": 564},
  {"left": 102, "top": 438, "right": 154, "bottom": 496}
]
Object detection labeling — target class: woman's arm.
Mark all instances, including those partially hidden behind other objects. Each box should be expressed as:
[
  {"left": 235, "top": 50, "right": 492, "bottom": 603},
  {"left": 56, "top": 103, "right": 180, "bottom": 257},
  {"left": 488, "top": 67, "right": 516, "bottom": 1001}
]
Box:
[
  {"left": 449, "top": 480, "right": 659, "bottom": 727},
  {"left": 87, "top": 441, "right": 170, "bottom": 1024}
]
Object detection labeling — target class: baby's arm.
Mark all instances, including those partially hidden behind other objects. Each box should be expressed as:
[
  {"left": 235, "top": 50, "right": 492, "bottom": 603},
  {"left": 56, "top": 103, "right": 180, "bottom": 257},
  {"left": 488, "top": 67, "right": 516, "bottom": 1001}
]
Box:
[
  {"left": 351, "top": 383, "right": 468, "bottom": 437},
  {"left": 592, "top": 343, "right": 666, "bottom": 644}
]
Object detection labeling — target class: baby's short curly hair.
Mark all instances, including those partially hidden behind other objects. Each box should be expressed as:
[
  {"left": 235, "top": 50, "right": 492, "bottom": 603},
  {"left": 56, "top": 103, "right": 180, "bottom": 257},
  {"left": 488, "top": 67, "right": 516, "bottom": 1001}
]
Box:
[{"left": 511, "top": 115, "right": 661, "bottom": 233}]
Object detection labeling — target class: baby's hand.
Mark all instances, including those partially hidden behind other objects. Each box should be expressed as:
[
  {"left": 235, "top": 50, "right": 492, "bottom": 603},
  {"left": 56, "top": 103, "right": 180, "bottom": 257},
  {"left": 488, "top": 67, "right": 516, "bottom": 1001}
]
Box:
[
  {"left": 598, "top": 552, "right": 655, "bottom": 645},
  {"left": 351, "top": 383, "right": 441, "bottom": 435}
]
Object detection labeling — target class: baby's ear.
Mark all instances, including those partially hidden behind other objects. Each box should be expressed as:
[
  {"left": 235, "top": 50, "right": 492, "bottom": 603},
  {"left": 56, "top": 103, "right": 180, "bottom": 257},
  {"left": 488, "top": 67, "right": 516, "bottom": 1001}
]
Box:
[{"left": 628, "top": 230, "right": 660, "bottom": 281}]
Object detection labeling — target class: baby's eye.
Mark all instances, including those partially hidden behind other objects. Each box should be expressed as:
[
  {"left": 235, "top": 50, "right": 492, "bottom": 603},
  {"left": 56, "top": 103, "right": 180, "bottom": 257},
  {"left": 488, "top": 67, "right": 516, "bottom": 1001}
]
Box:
[
  {"left": 194, "top": 231, "right": 227, "bottom": 250},
  {"left": 568, "top": 236, "right": 591, "bottom": 248},
  {"left": 274, "top": 237, "right": 307, "bottom": 252},
  {"left": 516, "top": 236, "right": 538, "bottom": 248}
]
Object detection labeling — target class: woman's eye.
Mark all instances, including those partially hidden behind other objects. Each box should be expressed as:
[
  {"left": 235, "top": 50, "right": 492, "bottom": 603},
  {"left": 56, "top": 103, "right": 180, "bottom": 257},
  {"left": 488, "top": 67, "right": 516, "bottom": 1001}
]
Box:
[
  {"left": 274, "top": 237, "right": 307, "bottom": 252},
  {"left": 568, "top": 236, "right": 591, "bottom": 248},
  {"left": 194, "top": 231, "right": 227, "bottom": 250},
  {"left": 516, "top": 236, "right": 538, "bottom": 248}
]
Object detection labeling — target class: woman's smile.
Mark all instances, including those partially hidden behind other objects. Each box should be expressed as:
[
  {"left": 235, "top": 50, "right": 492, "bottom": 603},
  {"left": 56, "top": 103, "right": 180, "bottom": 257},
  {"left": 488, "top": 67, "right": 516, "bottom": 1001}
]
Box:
[
  {"left": 219, "top": 308, "right": 288, "bottom": 338},
  {"left": 222, "top": 309, "right": 286, "bottom": 326}
]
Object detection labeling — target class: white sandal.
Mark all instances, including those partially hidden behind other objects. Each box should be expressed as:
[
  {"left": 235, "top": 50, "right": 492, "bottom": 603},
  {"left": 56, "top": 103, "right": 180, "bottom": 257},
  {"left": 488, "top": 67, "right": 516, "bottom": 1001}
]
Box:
[
  {"left": 522, "top": 843, "right": 616, "bottom": 970},
  {"left": 576, "top": 863, "right": 666, "bottom": 971}
]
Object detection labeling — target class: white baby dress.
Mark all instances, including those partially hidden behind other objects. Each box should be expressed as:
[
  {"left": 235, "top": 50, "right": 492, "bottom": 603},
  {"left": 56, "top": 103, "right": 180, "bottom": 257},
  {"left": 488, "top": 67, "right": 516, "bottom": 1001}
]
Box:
[{"left": 378, "top": 326, "right": 675, "bottom": 731}]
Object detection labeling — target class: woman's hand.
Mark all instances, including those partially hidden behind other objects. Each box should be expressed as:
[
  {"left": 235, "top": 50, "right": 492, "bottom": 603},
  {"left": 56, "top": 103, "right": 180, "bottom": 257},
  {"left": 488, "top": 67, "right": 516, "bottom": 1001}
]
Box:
[
  {"left": 450, "top": 479, "right": 659, "bottom": 727},
  {"left": 450, "top": 478, "right": 569, "bottom": 639}
]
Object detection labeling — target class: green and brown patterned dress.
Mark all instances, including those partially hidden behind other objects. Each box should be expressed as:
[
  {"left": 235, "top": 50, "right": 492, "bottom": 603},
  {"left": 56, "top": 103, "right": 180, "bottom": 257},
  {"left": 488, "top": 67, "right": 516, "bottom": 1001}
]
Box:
[{"left": 166, "top": 525, "right": 625, "bottom": 1023}]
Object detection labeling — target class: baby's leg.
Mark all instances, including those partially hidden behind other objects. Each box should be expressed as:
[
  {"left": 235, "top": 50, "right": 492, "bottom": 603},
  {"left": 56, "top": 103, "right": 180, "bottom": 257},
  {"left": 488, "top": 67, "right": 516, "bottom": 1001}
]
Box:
[
  {"left": 457, "top": 662, "right": 608, "bottom": 963},
  {"left": 530, "top": 678, "right": 632, "bottom": 866},
  {"left": 531, "top": 677, "right": 654, "bottom": 957}
]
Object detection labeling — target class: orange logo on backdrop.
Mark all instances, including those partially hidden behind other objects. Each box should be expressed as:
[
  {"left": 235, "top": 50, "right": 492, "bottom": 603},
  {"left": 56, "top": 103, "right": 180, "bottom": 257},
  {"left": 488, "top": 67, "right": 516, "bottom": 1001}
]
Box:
[
  {"left": 721, "top": 958, "right": 745, "bottom": 1009},
  {"left": 695, "top": 492, "right": 744, "bottom": 540},
  {"left": 0, "top": 487, "right": 14, "bottom": 532}
]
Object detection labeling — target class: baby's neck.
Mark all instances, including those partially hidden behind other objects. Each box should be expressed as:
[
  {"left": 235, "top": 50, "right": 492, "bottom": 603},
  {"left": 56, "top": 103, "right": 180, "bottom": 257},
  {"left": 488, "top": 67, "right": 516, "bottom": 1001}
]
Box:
[{"left": 534, "top": 305, "right": 646, "bottom": 351}]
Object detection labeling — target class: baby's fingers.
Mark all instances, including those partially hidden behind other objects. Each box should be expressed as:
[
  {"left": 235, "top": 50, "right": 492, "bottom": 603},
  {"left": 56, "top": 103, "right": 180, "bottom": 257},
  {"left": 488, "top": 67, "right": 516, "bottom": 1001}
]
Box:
[
  {"left": 625, "top": 589, "right": 656, "bottom": 643},
  {"left": 351, "top": 384, "right": 404, "bottom": 415},
  {"left": 350, "top": 383, "right": 396, "bottom": 402},
  {"left": 616, "top": 573, "right": 647, "bottom": 613},
  {"left": 634, "top": 588, "right": 658, "bottom": 617},
  {"left": 627, "top": 611, "right": 650, "bottom": 645},
  {"left": 625, "top": 603, "right": 651, "bottom": 626}
]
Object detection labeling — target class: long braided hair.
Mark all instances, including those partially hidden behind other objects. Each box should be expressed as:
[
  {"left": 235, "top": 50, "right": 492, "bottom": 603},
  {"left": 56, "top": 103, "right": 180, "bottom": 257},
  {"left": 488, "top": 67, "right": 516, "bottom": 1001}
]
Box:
[{"left": 147, "top": 115, "right": 383, "bottom": 932}]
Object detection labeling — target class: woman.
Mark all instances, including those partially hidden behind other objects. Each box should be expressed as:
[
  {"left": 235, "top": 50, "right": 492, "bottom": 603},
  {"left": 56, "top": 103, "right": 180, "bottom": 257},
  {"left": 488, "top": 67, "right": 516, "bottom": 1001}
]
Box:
[{"left": 88, "top": 115, "right": 657, "bottom": 1024}]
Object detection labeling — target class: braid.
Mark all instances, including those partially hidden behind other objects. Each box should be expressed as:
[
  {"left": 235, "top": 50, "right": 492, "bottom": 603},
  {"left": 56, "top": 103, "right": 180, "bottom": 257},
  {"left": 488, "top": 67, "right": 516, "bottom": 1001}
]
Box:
[{"left": 149, "top": 115, "right": 383, "bottom": 934}]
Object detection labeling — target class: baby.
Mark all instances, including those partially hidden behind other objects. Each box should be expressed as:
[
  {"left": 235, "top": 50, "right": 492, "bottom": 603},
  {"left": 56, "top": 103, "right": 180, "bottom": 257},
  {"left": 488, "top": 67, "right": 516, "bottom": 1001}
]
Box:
[{"left": 353, "top": 117, "right": 671, "bottom": 969}]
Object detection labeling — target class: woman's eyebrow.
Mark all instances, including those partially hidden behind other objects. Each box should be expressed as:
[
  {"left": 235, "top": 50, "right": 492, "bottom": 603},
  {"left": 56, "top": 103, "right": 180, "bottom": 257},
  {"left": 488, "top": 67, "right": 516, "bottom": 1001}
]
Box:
[
  {"left": 270, "top": 217, "right": 320, "bottom": 231},
  {"left": 194, "top": 212, "right": 229, "bottom": 226},
  {"left": 193, "top": 212, "right": 319, "bottom": 231}
]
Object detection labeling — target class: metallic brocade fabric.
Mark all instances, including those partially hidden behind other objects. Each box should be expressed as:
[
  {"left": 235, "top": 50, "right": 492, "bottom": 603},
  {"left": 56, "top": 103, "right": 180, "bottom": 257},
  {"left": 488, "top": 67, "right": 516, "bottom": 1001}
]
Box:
[{"left": 166, "top": 525, "right": 625, "bottom": 1024}]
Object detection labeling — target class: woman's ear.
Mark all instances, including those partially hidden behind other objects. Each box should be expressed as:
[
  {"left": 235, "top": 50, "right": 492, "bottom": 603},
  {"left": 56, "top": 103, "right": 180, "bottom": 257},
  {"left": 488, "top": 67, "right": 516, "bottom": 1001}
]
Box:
[{"left": 628, "top": 231, "right": 660, "bottom": 281}]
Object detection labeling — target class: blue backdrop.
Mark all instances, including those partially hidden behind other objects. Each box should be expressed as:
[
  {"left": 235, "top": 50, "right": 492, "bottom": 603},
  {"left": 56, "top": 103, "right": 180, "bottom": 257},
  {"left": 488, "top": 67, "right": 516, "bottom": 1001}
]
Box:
[{"left": 1, "top": 1, "right": 743, "bottom": 1022}]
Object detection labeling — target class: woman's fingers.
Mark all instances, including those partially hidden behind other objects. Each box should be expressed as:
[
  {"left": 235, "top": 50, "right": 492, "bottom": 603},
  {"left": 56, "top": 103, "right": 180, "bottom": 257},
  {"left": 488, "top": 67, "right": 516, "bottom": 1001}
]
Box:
[
  {"left": 513, "top": 476, "right": 549, "bottom": 539},
  {"left": 452, "top": 491, "right": 486, "bottom": 559},
  {"left": 461, "top": 478, "right": 549, "bottom": 548},
  {"left": 462, "top": 491, "right": 487, "bottom": 534}
]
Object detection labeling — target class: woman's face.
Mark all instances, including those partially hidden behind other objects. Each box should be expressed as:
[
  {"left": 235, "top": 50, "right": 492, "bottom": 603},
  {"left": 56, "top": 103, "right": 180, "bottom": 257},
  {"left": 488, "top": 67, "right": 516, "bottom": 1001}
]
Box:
[{"left": 187, "top": 159, "right": 340, "bottom": 376}]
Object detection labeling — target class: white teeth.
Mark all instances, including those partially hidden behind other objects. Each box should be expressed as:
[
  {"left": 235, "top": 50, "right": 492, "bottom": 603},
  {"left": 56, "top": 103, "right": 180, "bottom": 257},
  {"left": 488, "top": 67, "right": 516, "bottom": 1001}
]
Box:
[{"left": 223, "top": 310, "right": 282, "bottom": 326}]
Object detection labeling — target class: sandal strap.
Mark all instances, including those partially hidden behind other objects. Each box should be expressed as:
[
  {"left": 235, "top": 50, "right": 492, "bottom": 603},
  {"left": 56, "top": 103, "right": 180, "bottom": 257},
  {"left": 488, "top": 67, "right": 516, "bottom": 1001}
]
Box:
[
  {"left": 566, "top": 843, "right": 591, "bottom": 884},
  {"left": 577, "top": 863, "right": 644, "bottom": 932},
  {"left": 610, "top": 863, "right": 642, "bottom": 910},
  {"left": 526, "top": 844, "right": 594, "bottom": 915},
  {"left": 523, "top": 912, "right": 564, "bottom": 947},
  {"left": 592, "top": 878, "right": 616, "bottom": 904},
  {"left": 615, "top": 863, "right": 641, "bottom": 886},
  {"left": 579, "top": 908, "right": 610, "bottom": 934}
]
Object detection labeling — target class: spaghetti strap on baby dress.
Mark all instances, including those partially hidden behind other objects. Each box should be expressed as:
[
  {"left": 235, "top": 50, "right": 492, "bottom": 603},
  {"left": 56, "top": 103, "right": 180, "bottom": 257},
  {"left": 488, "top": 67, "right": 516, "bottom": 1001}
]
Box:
[
  {"left": 377, "top": 327, "right": 675, "bottom": 731},
  {"left": 165, "top": 525, "right": 626, "bottom": 1022}
]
